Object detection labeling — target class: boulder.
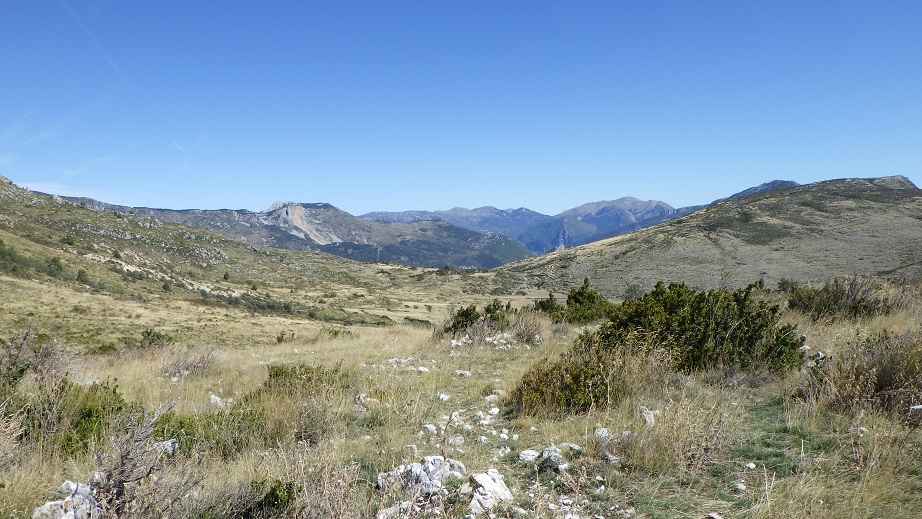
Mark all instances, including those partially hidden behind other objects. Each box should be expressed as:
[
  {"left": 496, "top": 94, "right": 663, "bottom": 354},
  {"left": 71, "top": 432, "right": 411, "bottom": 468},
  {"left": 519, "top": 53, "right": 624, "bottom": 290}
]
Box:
[
  {"left": 32, "top": 481, "right": 99, "bottom": 519},
  {"left": 539, "top": 445, "right": 569, "bottom": 473},
  {"left": 468, "top": 469, "right": 513, "bottom": 514}
]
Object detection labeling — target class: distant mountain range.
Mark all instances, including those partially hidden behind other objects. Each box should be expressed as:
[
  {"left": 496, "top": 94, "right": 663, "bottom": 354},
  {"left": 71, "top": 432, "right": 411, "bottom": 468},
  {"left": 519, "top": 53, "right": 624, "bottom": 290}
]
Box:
[
  {"left": 57, "top": 199, "right": 534, "bottom": 269},
  {"left": 361, "top": 180, "right": 799, "bottom": 254},
  {"left": 4, "top": 175, "right": 918, "bottom": 298},
  {"left": 47, "top": 179, "right": 798, "bottom": 268}
]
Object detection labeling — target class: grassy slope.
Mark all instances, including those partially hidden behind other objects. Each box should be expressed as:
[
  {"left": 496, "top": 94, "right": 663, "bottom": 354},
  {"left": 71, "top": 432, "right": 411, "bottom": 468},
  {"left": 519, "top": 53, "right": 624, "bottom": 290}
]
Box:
[{"left": 499, "top": 176, "right": 922, "bottom": 299}]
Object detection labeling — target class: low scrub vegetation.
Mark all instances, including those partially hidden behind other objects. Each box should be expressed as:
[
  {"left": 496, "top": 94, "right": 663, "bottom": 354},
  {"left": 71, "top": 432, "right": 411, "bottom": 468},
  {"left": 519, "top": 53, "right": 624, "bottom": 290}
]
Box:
[
  {"left": 798, "top": 329, "right": 922, "bottom": 417},
  {"left": 512, "top": 282, "right": 805, "bottom": 416},
  {"left": 533, "top": 277, "right": 614, "bottom": 324},
  {"left": 2, "top": 272, "right": 921, "bottom": 518},
  {"left": 437, "top": 298, "right": 544, "bottom": 344},
  {"left": 782, "top": 275, "right": 906, "bottom": 321}
]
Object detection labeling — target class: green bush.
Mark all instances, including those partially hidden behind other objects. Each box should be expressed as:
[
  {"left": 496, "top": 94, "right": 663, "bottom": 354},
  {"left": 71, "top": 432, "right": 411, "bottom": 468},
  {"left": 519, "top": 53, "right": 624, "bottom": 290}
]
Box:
[
  {"left": 156, "top": 409, "right": 276, "bottom": 460},
  {"left": 443, "top": 305, "right": 481, "bottom": 335},
  {"left": 512, "top": 282, "right": 805, "bottom": 416},
  {"left": 19, "top": 378, "right": 131, "bottom": 455},
  {"left": 563, "top": 278, "right": 613, "bottom": 324},
  {"left": 604, "top": 282, "right": 804, "bottom": 373},
  {"left": 253, "top": 363, "right": 348, "bottom": 397},
  {"left": 482, "top": 299, "right": 513, "bottom": 329},
  {"left": 533, "top": 278, "right": 613, "bottom": 324},
  {"left": 533, "top": 292, "right": 563, "bottom": 316},
  {"left": 511, "top": 332, "right": 671, "bottom": 416}
]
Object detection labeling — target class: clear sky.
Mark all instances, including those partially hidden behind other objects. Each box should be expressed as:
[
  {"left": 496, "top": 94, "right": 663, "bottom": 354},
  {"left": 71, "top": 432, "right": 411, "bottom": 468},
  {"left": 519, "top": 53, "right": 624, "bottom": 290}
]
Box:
[{"left": 3, "top": 1, "right": 920, "bottom": 216}]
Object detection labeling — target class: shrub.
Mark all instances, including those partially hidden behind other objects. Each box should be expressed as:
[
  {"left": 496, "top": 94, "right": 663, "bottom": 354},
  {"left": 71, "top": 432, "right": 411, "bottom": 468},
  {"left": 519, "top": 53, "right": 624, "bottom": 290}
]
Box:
[
  {"left": 511, "top": 331, "right": 673, "bottom": 416},
  {"left": 254, "top": 363, "right": 348, "bottom": 397},
  {"left": 1, "top": 329, "right": 35, "bottom": 398},
  {"left": 0, "top": 401, "right": 24, "bottom": 471},
  {"left": 482, "top": 299, "right": 512, "bottom": 329},
  {"left": 160, "top": 345, "right": 216, "bottom": 378},
  {"left": 563, "top": 278, "right": 614, "bottom": 324},
  {"left": 785, "top": 276, "right": 888, "bottom": 321},
  {"left": 510, "top": 309, "right": 545, "bottom": 344},
  {"left": 512, "top": 282, "right": 805, "bottom": 416},
  {"left": 604, "top": 281, "right": 804, "bottom": 373},
  {"left": 533, "top": 278, "right": 613, "bottom": 324},
  {"left": 156, "top": 409, "right": 276, "bottom": 460},
  {"left": 798, "top": 330, "right": 922, "bottom": 416},
  {"left": 443, "top": 305, "right": 481, "bottom": 336},
  {"left": 94, "top": 407, "right": 204, "bottom": 518},
  {"left": 533, "top": 292, "right": 563, "bottom": 316}
]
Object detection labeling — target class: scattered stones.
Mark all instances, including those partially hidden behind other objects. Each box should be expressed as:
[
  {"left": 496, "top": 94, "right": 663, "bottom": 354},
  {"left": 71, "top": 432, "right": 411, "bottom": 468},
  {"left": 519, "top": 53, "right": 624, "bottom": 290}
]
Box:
[
  {"left": 417, "top": 367, "right": 430, "bottom": 373},
  {"left": 559, "top": 442, "right": 584, "bottom": 455},
  {"left": 734, "top": 482, "right": 747, "bottom": 491},
  {"left": 438, "top": 392, "right": 450, "bottom": 402},
  {"left": 453, "top": 370, "right": 472, "bottom": 377},
  {"left": 152, "top": 438, "right": 179, "bottom": 456},
  {"left": 745, "top": 462, "right": 756, "bottom": 470},
  {"left": 376, "top": 455, "right": 466, "bottom": 496},
  {"left": 594, "top": 427, "right": 611, "bottom": 443},
  {"left": 448, "top": 436, "right": 465, "bottom": 446},
  {"left": 376, "top": 500, "right": 414, "bottom": 519},
  {"left": 209, "top": 393, "right": 234, "bottom": 407},
  {"left": 488, "top": 407, "right": 500, "bottom": 416}
]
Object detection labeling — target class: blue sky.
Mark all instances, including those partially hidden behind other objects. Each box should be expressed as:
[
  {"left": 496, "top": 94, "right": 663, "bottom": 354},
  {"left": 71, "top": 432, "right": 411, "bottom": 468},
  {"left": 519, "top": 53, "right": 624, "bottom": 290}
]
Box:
[{"left": 2, "top": 1, "right": 920, "bottom": 215}]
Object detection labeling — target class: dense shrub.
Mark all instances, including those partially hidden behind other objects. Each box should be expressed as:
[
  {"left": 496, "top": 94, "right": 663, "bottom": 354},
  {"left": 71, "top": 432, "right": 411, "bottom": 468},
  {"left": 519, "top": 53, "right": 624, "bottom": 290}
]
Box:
[
  {"left": 798, "top": 330, "right": 922, "bottom": 416},
  {"left": 1, "top": 329, "right": 34, "bottom": 398},
  {"left": 0, "top": 239, "right": 70, "bottom": 279},
  {"left": 533, "top": 278, "right": 614, "bottom": 324},
  {"left": 511, "top": 331, "right": 672, "bottom": 416},
  {"left": 156, "top": 409, "right": 276, "bottom": 460},
  {"left": 253, "top": 363, "right": 349, "bottom": 397},
  {"left": 785, "top": 276, "right": 888, "bottom": 321},
  {"left": 442, "top": 305, "right": 481, "bottom": 336},
  {"left": 605, "top": 282, "right": 805, "bottom": 373},
  {"left": 564, "top": 278, "right": 614, "bottom": 324},
  {"left": 512, "top": 282, "right": 805, "bottom": 416}
]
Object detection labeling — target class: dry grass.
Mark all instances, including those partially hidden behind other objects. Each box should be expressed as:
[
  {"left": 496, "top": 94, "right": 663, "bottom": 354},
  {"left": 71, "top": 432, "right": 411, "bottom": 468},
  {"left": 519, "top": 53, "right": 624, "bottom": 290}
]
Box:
[{"left": 2, "top": 265, "right": 922, "bottom": 518}]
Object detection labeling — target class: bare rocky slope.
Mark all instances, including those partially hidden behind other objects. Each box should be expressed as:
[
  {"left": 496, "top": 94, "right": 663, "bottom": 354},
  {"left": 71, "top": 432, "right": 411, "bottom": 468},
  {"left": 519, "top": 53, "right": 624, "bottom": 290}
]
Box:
[{"left": 495, "top": 176, "right": 922, "bottom": 298}]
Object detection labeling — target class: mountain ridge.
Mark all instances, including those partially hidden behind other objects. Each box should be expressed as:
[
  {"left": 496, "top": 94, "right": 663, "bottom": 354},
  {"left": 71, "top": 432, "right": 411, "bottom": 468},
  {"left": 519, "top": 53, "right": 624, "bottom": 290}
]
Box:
[
  {"left": 494, "top": 175, "right": 921, "bottom": 298},
  {"left": 50, "top": 196, "right": 534, "bottom": 269}
]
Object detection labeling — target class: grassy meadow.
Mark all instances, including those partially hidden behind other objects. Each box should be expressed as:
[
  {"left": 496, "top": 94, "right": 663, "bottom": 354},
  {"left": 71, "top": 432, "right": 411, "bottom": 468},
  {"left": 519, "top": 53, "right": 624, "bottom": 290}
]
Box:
[{"left": 2, "top": 267, "right": 921, "bottom": 518}]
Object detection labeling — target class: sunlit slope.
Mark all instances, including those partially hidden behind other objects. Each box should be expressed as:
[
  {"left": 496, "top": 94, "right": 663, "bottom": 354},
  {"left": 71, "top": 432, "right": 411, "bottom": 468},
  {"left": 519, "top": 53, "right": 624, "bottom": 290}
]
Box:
[{"left": 498, "top": 176, "right": 922, "bottom": 298}]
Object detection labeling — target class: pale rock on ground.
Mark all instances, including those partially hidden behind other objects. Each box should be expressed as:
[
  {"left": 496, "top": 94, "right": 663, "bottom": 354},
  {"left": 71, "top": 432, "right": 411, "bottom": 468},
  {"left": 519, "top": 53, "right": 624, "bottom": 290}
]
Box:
[
  {"left": 32, "top": 480, "right": 99, "bottom": 519},
  {"left": 376, "top": 455, "right": 467, "bottom": 495},
  {"left": 465, "top": 468, "right": 513, "bottom": 515}
]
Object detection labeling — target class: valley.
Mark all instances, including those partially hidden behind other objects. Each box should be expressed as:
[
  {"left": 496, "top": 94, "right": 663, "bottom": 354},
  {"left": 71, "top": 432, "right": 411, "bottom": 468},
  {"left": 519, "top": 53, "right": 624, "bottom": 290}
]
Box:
[{"left": 2, "top": 175, "right": 921, "bottom": 518}]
